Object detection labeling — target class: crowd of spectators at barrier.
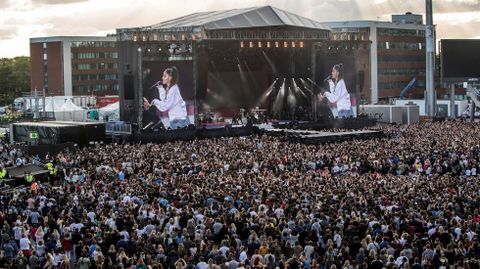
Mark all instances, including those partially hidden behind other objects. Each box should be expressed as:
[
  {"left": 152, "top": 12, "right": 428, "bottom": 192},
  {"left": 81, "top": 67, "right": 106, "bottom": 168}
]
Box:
[{"left": 0, "top": 121, "right": 479, "bottom": 269}]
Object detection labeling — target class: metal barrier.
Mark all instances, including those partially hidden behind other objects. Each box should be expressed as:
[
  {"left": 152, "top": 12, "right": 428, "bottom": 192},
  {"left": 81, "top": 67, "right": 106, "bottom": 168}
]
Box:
[{"left": 106, "top": 121, "right": 132, "bottom": 135}]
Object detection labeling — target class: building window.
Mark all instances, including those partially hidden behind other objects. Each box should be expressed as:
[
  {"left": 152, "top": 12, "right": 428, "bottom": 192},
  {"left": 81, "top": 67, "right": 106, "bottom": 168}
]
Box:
[
  {"left": 71, "top": 41, "right": 116, "bottom": 48},
  {"left": 43, "top": 53, "right": 48, "bottom": 60},
  {"left": 380, "top": 68, "right": 422, "bottom": 76},
  {"left": 73, "top": 62, "right": 118, "bottom": 70},
  {"left": 378, "top": 55, "right": 424, "bottom": 62},
  {"left": 105, "top": 73, "right": 118, "bottom": 80},
  {"left": 378, "top": 41, "right": 424, "bottom": 50},
  {"left": 75, "top": 52, "right": 119, "bottom": 59},
  {"left": 377, "top": 28, "right": 426, "bottom": 37},
  {"left": 43, "top": 42, "right": 47, "bottom": 49},
  {"left": 73, "top": 83, "right": 119, "bottom": 93},
  {"left": 379, "top": 81, "right": 414, "bottom": 90}
]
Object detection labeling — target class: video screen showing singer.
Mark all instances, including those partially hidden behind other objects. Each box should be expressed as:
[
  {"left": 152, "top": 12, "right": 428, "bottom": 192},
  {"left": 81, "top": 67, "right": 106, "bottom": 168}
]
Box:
[
  {"left": 143, "top": 66, "right": 190, "bottom": 129},
  {"left": 319, "top": 63, "right": 353, "bottom": 118}
]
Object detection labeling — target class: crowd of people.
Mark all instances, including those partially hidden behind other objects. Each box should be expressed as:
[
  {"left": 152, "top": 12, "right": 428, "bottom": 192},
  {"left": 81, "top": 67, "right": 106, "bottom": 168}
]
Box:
[
  {"left": 0, "top": 120, "right": 480, "bottom": 269},
  {"left": 0, "top": 139, "right": 33, "bottom": 173}
]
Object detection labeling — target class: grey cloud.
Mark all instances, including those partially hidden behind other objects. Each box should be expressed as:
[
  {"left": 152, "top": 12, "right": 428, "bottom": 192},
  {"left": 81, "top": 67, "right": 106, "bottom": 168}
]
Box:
[
  {"left": 1, "top": 0, "right": 480, "bottom": 58},
  {"left": 0, "top": 28, "right": 17, "bottom": 39},
  {"left": 436, "top": 18, "right": 480, "bottom": 39},
  {"left": 32, "top": 0, "right": 88, "bottom": 5},
  {"left": 0, "top": 0, "right": 13, "bottom": 9}
]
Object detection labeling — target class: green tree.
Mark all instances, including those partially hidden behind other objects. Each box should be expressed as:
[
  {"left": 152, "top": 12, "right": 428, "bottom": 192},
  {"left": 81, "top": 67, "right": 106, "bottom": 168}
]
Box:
[{"left": 0, "top": 56, "right": 30, "bottom": 106}]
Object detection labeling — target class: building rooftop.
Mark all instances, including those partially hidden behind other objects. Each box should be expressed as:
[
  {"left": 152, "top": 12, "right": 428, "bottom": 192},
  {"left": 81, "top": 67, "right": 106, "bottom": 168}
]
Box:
[
  {"left": 121, "top": 5, "right": 330, "bottom": 32},
  {"left": 30, "top": 36, "right": 116, "bottom": 43}
]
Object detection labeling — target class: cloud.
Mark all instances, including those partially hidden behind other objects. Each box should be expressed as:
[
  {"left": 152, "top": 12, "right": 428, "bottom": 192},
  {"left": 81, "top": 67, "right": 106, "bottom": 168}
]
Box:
[
  {"left": 0, "top": 28, "right": 16, "bottom": 39},
  {"left": 0, "top": 0, "right": 12, "bottom": 8},
  {"left": 32, "top": 0, "right": 89, "bottom": 5},
  {"left": 0, "top": 0, "right": 480, "bottom": 57}
]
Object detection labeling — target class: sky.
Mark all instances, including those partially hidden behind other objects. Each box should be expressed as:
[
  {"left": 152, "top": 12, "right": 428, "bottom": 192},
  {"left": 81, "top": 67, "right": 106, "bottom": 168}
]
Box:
[{"left": 0, "top": 0, "right": 479, "bottom": 58}]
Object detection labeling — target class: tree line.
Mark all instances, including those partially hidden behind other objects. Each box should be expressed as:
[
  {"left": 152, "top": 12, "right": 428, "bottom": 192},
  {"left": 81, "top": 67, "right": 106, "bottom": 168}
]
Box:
[{"left": 0, "top": 56, "right": 30, "bottom": 106}]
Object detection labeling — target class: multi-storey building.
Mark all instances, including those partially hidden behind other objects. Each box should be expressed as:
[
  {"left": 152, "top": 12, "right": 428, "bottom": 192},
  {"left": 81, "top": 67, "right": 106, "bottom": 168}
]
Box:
[
  {"left": 325, "top": 12, "right": 430, "bottom": 104},
  {"left": 30, "top": 36, "right": 119, "bottom": 96}
]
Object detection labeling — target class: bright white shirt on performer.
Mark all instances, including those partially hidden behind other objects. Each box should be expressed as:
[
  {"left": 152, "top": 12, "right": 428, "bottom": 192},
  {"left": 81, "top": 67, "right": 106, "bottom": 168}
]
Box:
[
  {"left": 325, "top": 79, "right": 351, "bottom": 111},
  {"left": 152, "top": 84, "right": 187, "bottom": 121}
]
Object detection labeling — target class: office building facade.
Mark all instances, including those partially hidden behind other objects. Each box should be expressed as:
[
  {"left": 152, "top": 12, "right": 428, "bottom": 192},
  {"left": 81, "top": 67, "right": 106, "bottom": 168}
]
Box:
[
  {"left": 30, "top": 36, "right": 119, "bottom": 96},
  {"left": 326, "top": 13, "right": 430, "bottom": 104}
]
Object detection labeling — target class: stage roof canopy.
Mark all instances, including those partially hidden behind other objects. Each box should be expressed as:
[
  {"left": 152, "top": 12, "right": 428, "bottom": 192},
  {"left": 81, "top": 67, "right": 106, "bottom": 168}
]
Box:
[
  {"left": 117, "top": 6, "right": 330, "bottom": 31},
  {"left": 116, "top": 6, "right": 331, "bottom": 42},
  {"left": 147, "top": 6, "right": 329, "bottom": 31}
]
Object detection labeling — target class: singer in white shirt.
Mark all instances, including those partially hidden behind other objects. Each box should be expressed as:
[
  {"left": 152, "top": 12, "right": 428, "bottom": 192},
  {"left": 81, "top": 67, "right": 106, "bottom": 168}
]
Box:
[
  {"left": 319, "top": 64, "right": 353, "bottom": 118},
  {"left": 143, "top": 67, "right": 190, "bottom": 129}
]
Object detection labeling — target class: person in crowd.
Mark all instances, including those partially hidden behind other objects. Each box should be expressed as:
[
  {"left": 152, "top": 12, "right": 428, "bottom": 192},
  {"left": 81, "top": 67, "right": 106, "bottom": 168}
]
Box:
[{"left": 0, "top": 121, "right": 480, "bottom": 268}]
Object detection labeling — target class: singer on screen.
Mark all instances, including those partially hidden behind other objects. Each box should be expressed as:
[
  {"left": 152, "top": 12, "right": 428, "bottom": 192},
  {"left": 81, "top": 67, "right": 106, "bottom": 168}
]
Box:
[
  {"left": 319, "top": 63, "right": 353, "bottom": 118},
  {"left": 143, "top": 66, "right": 190, "bottom": 129}
]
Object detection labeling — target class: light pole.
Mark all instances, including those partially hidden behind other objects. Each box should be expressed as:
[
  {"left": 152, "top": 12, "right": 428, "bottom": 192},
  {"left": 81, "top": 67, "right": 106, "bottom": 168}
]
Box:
[{"left": 426, "top": 0, "right": 436, "bottom": 116}]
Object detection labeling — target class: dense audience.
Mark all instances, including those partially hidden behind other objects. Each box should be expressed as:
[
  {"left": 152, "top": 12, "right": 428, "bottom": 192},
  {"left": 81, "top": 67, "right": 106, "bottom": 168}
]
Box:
[
  {"left": 0, "top": 140, "right": 31, "bottom": 169},
  {"left": 0, "top": 121, "right": 480, "bottom": 269}
]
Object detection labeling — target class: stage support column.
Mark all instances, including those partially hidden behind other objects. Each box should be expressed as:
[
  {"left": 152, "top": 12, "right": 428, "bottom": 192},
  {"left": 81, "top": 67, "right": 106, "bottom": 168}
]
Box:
[
  {"left": 136, "top": 47, "right": 143, "bottom": 132},
  {"left": 471, "top": 102, "right": 476, "bottom": 122},
  {"left": 450, "top": 84, "right": 455, "bottom": 118},
  {"left": 193, "top": 41, "right": 200, "bottom": 127},
  {"left": 425, "top": 0, "right": 436, "bottom": 116},
  {"left": 353, "top": 48, "right": 360, "bottom": 119},
  {"left": 311, "top": 43, "right": 317, "bottom": 121}
]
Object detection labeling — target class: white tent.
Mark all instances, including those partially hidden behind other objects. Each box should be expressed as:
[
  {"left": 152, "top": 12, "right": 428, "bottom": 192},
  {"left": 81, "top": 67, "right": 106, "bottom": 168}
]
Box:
[
  {"left": 41, "top": 97, "right": 65, "bottom": 112},
  {"left": 54, "top": 99, "right": 87, "bottom": 121},
  {"left": 98, "top": 101, "right": 119, "bottom": 121}
]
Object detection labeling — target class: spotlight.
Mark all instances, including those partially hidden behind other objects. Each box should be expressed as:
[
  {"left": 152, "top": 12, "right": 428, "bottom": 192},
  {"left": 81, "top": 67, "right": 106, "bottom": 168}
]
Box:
[
  {"left": 133, "top": 35, "right": 137, "bottom": 42},
  {"left": 291, "top": 41, "right": 295, "bottom": 48},
  {"left": 142, "top": 35, "right": 147, "bottom": 42},
  {"left": 300, "top": 41, "right": 304, "bottom": 48},
  {"left": 267, "top": 41, "right": 271, "bottom": 48},
  {"left": 147, "top": 48, "right": 151, "bottom": 52},
  {"left": 258, "top": 41, "right": 262, "bottom": 48},
  {"left": 284, "top": 41, "right": 288, "bottom": 48},
  {"left": 249, "top": 41, "right": 253, "bottom": 48},
  {"left": 240, "top": 41, "right": 244, "bottom": 48},
  {"left": 137, "top": 47, "right": 141, "bottom": 52},
  {"left": 275, "top": 41, "right": 279, "bottom": 48}
]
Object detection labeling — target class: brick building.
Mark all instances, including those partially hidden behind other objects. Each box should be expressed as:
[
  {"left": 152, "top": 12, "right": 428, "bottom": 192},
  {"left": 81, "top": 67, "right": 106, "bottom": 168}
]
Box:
[
  {"left": 325, "top": 13, "right": 431, "bottom": 104},
  {"left": 30, "top": 36, "right": 119, "bottom": 96}
]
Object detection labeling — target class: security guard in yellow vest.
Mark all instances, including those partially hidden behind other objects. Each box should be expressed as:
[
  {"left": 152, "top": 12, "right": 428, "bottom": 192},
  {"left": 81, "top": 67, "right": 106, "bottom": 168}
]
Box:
[
  {"left": 49, "top": 167, "right": 57, "bottom": 176},
  {"left": 25, "top": 172, "right": 33, "bottom": 183},
  {"left": 47, "top": 161, "right": 55, "bottom": 178},
  {"left": 0, "top": 167, "right": 6, "bottom": 186},
  {"left": 46, "top": 162, "right": 53, "bottom": 172}
]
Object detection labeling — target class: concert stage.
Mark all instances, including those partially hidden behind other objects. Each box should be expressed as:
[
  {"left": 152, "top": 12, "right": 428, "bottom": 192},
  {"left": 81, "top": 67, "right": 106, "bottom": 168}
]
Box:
[
  {"left": 130, "top": 124, "right": 254, "bottom": 143},
  {"left": 130, "top": 118, "right": 379, "bottom": 143},
  {"left": 264, "top": 128, "right": 385, "bottom": 144},
  {"left": 271, "top": 118, "right": 377, "bottom": 130}
]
